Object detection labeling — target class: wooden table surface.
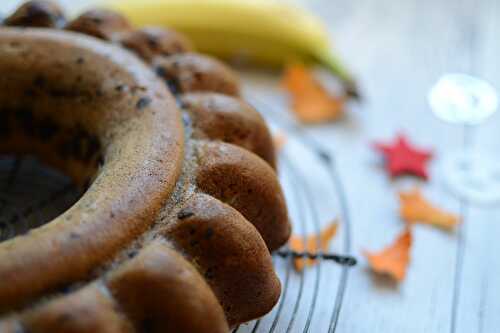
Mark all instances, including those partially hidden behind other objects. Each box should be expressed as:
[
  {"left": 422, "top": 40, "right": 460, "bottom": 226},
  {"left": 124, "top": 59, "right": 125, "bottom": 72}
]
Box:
[
  {"left": 246, "top": 0, "right": 500, "bottom": 332},
  {"left": 2, "top": 0, "right": 499, "bottom": 332},
  {"left": 319, "top": 1, "right": 500, "bottom": 332}
]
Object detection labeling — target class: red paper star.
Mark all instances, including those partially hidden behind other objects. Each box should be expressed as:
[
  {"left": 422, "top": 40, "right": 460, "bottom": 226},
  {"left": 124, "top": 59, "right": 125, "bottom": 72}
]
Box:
[{"left": 374, "top": 134, "right": 433, "bottom": 179}]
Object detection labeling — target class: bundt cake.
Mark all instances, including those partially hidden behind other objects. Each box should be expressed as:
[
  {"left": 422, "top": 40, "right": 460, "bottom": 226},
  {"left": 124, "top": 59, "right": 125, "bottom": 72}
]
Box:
[{"left": 0, "top": 1, "right": 291, "bottom": 332}]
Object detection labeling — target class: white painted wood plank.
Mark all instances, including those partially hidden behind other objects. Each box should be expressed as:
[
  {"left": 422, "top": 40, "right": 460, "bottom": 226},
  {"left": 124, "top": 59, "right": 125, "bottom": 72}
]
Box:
[
  {"left": 454, "top": 0, "right": 500, "bottom": 332},
  {"left": 305, "top": 0, "right": 473, "bottom": 331}
]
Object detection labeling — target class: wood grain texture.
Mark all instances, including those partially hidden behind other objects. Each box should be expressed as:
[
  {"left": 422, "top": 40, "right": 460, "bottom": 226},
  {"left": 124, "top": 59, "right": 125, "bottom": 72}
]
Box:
[
  {"left": 300, "top": 0, "right": 495, "bottom": 332},
  {"left": 246, "top": 0, "right": 498, "bottom": 331}
]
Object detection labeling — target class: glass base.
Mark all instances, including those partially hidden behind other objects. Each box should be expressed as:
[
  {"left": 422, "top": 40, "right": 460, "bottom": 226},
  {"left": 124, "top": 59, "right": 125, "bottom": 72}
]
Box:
[{"left": 442, "top": 151, "right": 500, "bottom": 204}]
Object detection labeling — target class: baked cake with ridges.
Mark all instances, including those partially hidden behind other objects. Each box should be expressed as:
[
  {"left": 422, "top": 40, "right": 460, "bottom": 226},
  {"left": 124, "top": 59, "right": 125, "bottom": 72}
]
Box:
[{"left": 0, "top": 1, "right": 290, "bottom": 332}]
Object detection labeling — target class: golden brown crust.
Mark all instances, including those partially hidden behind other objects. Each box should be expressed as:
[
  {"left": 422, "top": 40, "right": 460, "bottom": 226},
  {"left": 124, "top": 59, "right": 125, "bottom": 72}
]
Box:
[
  {"left": 0, "top": 2, "right": 290, "bottom": 331},
  {"left": 108, "top": 240, "right": 229, "bottom": 333},
  {"left": 0, "top": 28, "right": 184, "bottom": 312},
  {"left": 22, "top": 286, "right": 134, "bottom": 333},
  {"left": 181, "top": 92, "right": 276, "bottom": 168},
  {"left": 163, "top": 193, "right": 281, "bottom": 325},
  {"left": 154, "top": 53, "right": 240, "bottom": 95},
  {"left": 195, "top": 141, "right": 290, "bottom": 251},
  {"left": 65, "top": 9, "right": 131, "bottom": 41},
  {"left": 4, "top": 0, "right": 65, "bottom": 28},
  {"left": 118, "top": 27, "right": 193, "bottom": 63}
]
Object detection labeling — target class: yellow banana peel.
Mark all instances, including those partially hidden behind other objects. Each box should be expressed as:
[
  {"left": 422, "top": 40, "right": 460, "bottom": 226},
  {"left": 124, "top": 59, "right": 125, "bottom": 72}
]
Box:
[{"left": 108, "top": 0, "right": 358, "bottom": 97}]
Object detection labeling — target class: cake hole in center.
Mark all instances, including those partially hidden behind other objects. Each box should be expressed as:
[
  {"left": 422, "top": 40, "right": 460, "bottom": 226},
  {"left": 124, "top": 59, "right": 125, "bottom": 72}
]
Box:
[{"left": 0, "top": 155, "right": 82, "bottom": 243}]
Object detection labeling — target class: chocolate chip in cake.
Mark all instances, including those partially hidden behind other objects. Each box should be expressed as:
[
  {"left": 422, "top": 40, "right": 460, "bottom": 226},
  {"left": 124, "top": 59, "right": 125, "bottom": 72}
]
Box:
[
  {"left": 69, "top": 232, "right": 80, "bottom": 239},
  {"left": 38, "top": 117, "right": 59, "bottom": 141},
  {"left": 204, "top": 227, "right": 214, "bottom": 240},
  {"left": 127, "top": 250, "right": 138, "bottom": 259},
  {"left": 177, "top": 209, "right": 194, "bottom": 220},
  {"left": 33, "top": 74, "right": 46, "bottom": 88},
  {"left": 136, "top": 97, "right": 152, "bottom": 111},
  {"left": 16, "top": 108, "right": 36, "bottom": 136}
]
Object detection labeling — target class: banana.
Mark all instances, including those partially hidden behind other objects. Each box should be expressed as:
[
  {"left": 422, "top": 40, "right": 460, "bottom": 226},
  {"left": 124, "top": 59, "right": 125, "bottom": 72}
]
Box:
[{"left": 107, "top": 0, "right": 358, "bottom": 98}]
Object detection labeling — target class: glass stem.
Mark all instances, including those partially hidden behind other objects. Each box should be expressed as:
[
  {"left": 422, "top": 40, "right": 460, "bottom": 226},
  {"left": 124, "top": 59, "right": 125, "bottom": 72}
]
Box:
[{"left": 464, "top": 124, "right": 476, "bottom": 173}]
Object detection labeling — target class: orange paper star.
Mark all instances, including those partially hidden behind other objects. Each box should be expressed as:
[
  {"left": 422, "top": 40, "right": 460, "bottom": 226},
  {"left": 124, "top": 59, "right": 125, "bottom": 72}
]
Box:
[
  {"left": 282, "top": 63, "right": 345, "bottom": 124},
  {"left": 364, "top": 229, "right": 412, "bottom": 282},
  {"left": 289, "top": 221, "right": 338, "bottom": 271},
  {"left": 399, "top": 188, "right": 460, "bottom": 230}
]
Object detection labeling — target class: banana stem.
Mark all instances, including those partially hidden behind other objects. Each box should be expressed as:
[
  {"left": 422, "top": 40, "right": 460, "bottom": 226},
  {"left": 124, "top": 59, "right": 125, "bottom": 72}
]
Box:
[{"left": 316, "top": 51, "right": 360, "bottom": 100}]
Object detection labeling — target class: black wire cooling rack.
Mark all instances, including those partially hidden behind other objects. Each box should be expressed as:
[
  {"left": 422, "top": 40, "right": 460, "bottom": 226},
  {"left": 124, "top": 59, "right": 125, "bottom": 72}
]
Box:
[
  {"left": 229, "top": 97, "right": 355, "bottom": 333},
  {"left": 0, "top": 97, "right": 355, "bottom": 333}
]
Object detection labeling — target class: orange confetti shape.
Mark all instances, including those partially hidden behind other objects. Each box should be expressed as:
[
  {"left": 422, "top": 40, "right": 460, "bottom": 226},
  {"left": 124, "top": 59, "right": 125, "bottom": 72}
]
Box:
[
  {"left": 273, "top": 132, "right": 288, "bottom": 152},
  {"left": 289, "top": 221, "right": 338, "bottom": 271},
  {"left": 364, "top": 229, "right": 412, "bottom": 282},
  {"left": 399, "top": 188, "right": 459, "bottom": 230},
  {"left": 282, "top": 63, "right": 345, "bottom": 124}
]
